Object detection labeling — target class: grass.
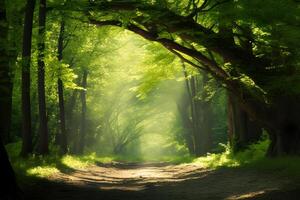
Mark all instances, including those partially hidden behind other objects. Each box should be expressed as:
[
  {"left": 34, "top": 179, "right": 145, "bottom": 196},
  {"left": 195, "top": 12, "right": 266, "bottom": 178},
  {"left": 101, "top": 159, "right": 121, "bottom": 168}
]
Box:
[
  {"left": 7, "top": 138, "right": 300, "bottom": 182},
  {"left": 6, "top": 141, "right": 192, "bottom": 181},
  {"left": 6, "top": 142, "right": 116, "bottom": 181},
  {"left": 194, "top": 139, "right": 270, "bottom": 168},
  {"left": 194, "top": 138, "right": 300, "bottom": 180}
]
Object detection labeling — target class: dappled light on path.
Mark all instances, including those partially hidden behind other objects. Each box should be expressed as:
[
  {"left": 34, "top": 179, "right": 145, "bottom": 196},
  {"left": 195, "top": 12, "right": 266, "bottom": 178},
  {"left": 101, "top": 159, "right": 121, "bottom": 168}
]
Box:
[
  {"left": 24, "top": 162, "right": 297, "bottom": 200},
  {"left": 51, "top": 162, "right": 211, "bottom": 191}
]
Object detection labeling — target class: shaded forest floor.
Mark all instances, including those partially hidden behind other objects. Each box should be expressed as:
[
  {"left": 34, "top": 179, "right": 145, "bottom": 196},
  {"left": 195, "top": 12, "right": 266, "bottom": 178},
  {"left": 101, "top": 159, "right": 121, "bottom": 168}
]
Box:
[{"left": 22, "top": 162, "right": 300, "bottom": 200}]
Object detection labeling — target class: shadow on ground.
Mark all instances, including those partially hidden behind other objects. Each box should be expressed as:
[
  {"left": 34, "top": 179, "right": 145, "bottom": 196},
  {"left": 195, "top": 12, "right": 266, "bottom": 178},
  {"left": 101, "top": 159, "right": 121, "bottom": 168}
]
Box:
[{"left": 23, "top": 162, "right": 300, "bottom": 200}]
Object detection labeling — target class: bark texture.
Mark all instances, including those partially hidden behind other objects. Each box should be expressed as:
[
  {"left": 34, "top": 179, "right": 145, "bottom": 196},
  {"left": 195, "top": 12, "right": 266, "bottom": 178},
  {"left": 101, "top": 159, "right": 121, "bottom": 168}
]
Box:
[
  {"left": 21, "top": 0, "right": 35, "bottom": 157},
  {"left": 57, "top": 20, "right": 68, "bottom": 154},
  {"left": 0, "top": 0, "right": 13, "bottom": 144},
  {"left": 227, "top": 92, "right": 262, "bottom": 152},
  {"left": 77, "top": 70, "right": 88, "bottom": 154},
  {"left": 37, "top": 0, "right": 49, "bottom": 155},
  {"left": 0, "top": 1, "right": 22, "bottom": 199}
]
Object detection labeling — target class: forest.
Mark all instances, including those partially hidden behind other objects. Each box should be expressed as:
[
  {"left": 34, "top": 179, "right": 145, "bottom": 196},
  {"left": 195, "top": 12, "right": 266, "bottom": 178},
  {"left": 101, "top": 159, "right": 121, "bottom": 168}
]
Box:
[{"left": 0, "top": 0, "right": 300, "bottom": 199}]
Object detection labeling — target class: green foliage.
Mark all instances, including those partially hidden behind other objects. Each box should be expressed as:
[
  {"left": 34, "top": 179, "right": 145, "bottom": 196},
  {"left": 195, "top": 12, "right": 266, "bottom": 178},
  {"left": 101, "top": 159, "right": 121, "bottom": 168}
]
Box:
[
  {"left": 6, "top": 142, "right": 82, "bottom": 178},
  {"left": 6, "top": 141, "right": 192, "bottom": 181},
  {"left": 194, "top": 137, "right": 300, "bottom": 179},
  {"left": 194, "top": 138, "right": 270, "bottom": 168}
]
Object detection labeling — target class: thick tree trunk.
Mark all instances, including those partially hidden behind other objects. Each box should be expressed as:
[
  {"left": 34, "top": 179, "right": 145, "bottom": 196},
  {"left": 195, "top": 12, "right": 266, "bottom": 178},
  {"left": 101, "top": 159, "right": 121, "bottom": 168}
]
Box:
[
  {"left": 266, "top": 96, "right": 300, "bottom": 156},
  {"left": 190, "top": 74, "right": 213, "bottom": 156},
  {"left": 37, "top": 0, "right": 49, "bottom": 155},
  {"left": 227, "top": 93, "right": 263, "bottom": 152},
  {"left": 57, "top": 20, "right": 68, "bottom": 154},
  {"left": 77, "top": 70, "right": 88, "bottom": 154},
  {"left": 0, "top": 0, "right": 13, "bottom": 144},
  {"left": 20, "top": 0, "right": 35, "bottom": 157},
  {"left": 0, "top": 138, "right": 22, "bottom": 200},
  {"left": 0, "top": 1, "right": 22, "bottom": 199}
]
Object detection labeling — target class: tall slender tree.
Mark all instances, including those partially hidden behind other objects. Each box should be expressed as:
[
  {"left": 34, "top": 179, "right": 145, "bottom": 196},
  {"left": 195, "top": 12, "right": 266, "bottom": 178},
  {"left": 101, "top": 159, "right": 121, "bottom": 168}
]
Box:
[
  {"left": 20, "top": 0, "right": 35, "bottom": 157},
  {"left": 37, "top": 0, "right": 49, "bottom": 155},
  {"left": 57, "top": 20, "right": 68, "bottom": 154},
  {"left": 177, "top": 62, "right": 195, "bottom": 155},
  {"left": 77, "top": 69, "right": 88, "bottom": 154}
]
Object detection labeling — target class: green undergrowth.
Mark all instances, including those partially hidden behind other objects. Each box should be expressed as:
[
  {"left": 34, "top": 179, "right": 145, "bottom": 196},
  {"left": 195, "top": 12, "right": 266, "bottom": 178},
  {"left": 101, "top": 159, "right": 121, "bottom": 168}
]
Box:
[
  {"left": 6, "top": 141, "right": 193, "bottom": 181},
  {"left": 7, "top": 138, "right": 300, "bottom": 183},
  {"left": 106, "top": 154, "right": 194, "bottom": 164},
  {"left": 194, "top": 139, "right": 270, "bottom": 168},
  {"left": 194, "top": 138, "right": 300, "bottom": 179},
  {"left": 6, "top": 142, "right": 113, "bottom": 181}
]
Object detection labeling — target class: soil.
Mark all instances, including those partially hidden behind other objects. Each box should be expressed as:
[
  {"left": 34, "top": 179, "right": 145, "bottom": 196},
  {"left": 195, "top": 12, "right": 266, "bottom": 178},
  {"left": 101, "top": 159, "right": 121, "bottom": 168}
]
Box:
[{"left": 23, "top": 162, "right": 300, "bottom": 200}]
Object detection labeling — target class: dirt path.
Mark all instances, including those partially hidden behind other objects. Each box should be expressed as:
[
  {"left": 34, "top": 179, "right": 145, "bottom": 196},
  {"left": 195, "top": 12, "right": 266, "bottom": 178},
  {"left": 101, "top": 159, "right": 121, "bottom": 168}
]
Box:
[{"left": 24, "top": 162, "right": 300, "bottom": 200}]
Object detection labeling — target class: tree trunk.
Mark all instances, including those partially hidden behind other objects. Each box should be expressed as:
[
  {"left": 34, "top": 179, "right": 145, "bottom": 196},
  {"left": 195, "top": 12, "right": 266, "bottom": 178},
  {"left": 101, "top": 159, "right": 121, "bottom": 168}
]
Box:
[
  {"left": 0, "top": 1, "right": 22, "bottom": 199},
  {"left": 227, "top": 92, "right": 262, "bottom": 152},
  {"left": 66, "top": 75, "right": 81, "bottom": 152},
  {"left": 177, "top": 62, "right": 195, "bottom": 155},
  {"left": 0, "top": 138, "right": 22, "bottom": 200},
  {"left": 57, "top": 79, "right": 67, "bottom": 154},
  {"left": 20, "top": 0, "right": 35, "bottom": 157},
  {"left": 57, "top": 20, "right": 67, "bottom": 154},
  {"left": 189, "top": 76, "right": 201, "bottom": 155},
  {"left": 266, "top": 96, "right": 300, "bottom": 156},
  {"left": 176, "top": 95, "right": 195, "bottom": 155},
  {"left": 179, "top": 62, "right": 214, "bottom": 156},
  {"left": 77, "top": 70, "right": 88, "bottom": 154},
  {"left": 37, "top": 0, "right": 49, "bottom": 155},
  {"left": 191, "top": 74, "right": 213, "bottom": 156},
  {"left": 0, "top": 0, "right": 13, "bottom": 145}
]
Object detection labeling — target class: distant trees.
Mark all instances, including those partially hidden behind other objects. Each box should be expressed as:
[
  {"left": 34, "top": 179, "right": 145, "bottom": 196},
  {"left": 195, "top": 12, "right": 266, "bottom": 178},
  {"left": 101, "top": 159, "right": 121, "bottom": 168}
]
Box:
[{"left": 100, "top": 85, "right": 145, "bottom": 155}]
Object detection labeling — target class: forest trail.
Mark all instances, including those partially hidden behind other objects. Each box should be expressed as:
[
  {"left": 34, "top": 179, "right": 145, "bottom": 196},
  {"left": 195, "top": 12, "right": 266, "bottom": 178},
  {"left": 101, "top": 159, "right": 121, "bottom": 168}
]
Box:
[{"left": 24, "top": 162, "right": 299, "bottom": 200}]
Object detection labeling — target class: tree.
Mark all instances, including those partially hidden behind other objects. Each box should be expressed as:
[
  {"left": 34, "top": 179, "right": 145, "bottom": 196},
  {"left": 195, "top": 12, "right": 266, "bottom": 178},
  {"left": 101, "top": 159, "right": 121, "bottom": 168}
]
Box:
[
  {"left": 83, "top": 0, "right": 300, "bottom": 156},
  {"left": 190, "top": 73, "right": 213, "bottom": 156},
  {"left": 227, "top": 92, "right": 262, "bottom": 152},
  {"left": 176, "top": 88, "right": 195, "bottom": 155},
  {"left": 0, "top": 0, "right": 13, "bottom": 144},
  {"left": 20, "top": 0, "right": 35, "bottom": 157},
  {"left": 77, "top": 69, "right": 88, "bottom": 154},
  {"left": 0, "top": 138, "right": 22, "bottom": 200},
  {"left": 37, "top": 0, "right": 49, "bottom": 155},
  {"left": 57, "top": 20, "right": 68, "bottom": 154},
  {"left": 0, "top": 1, "right": 22, "bottom": 198},
  {"left": 178, "top": 65, "right": 214, "bottom": 156}
]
